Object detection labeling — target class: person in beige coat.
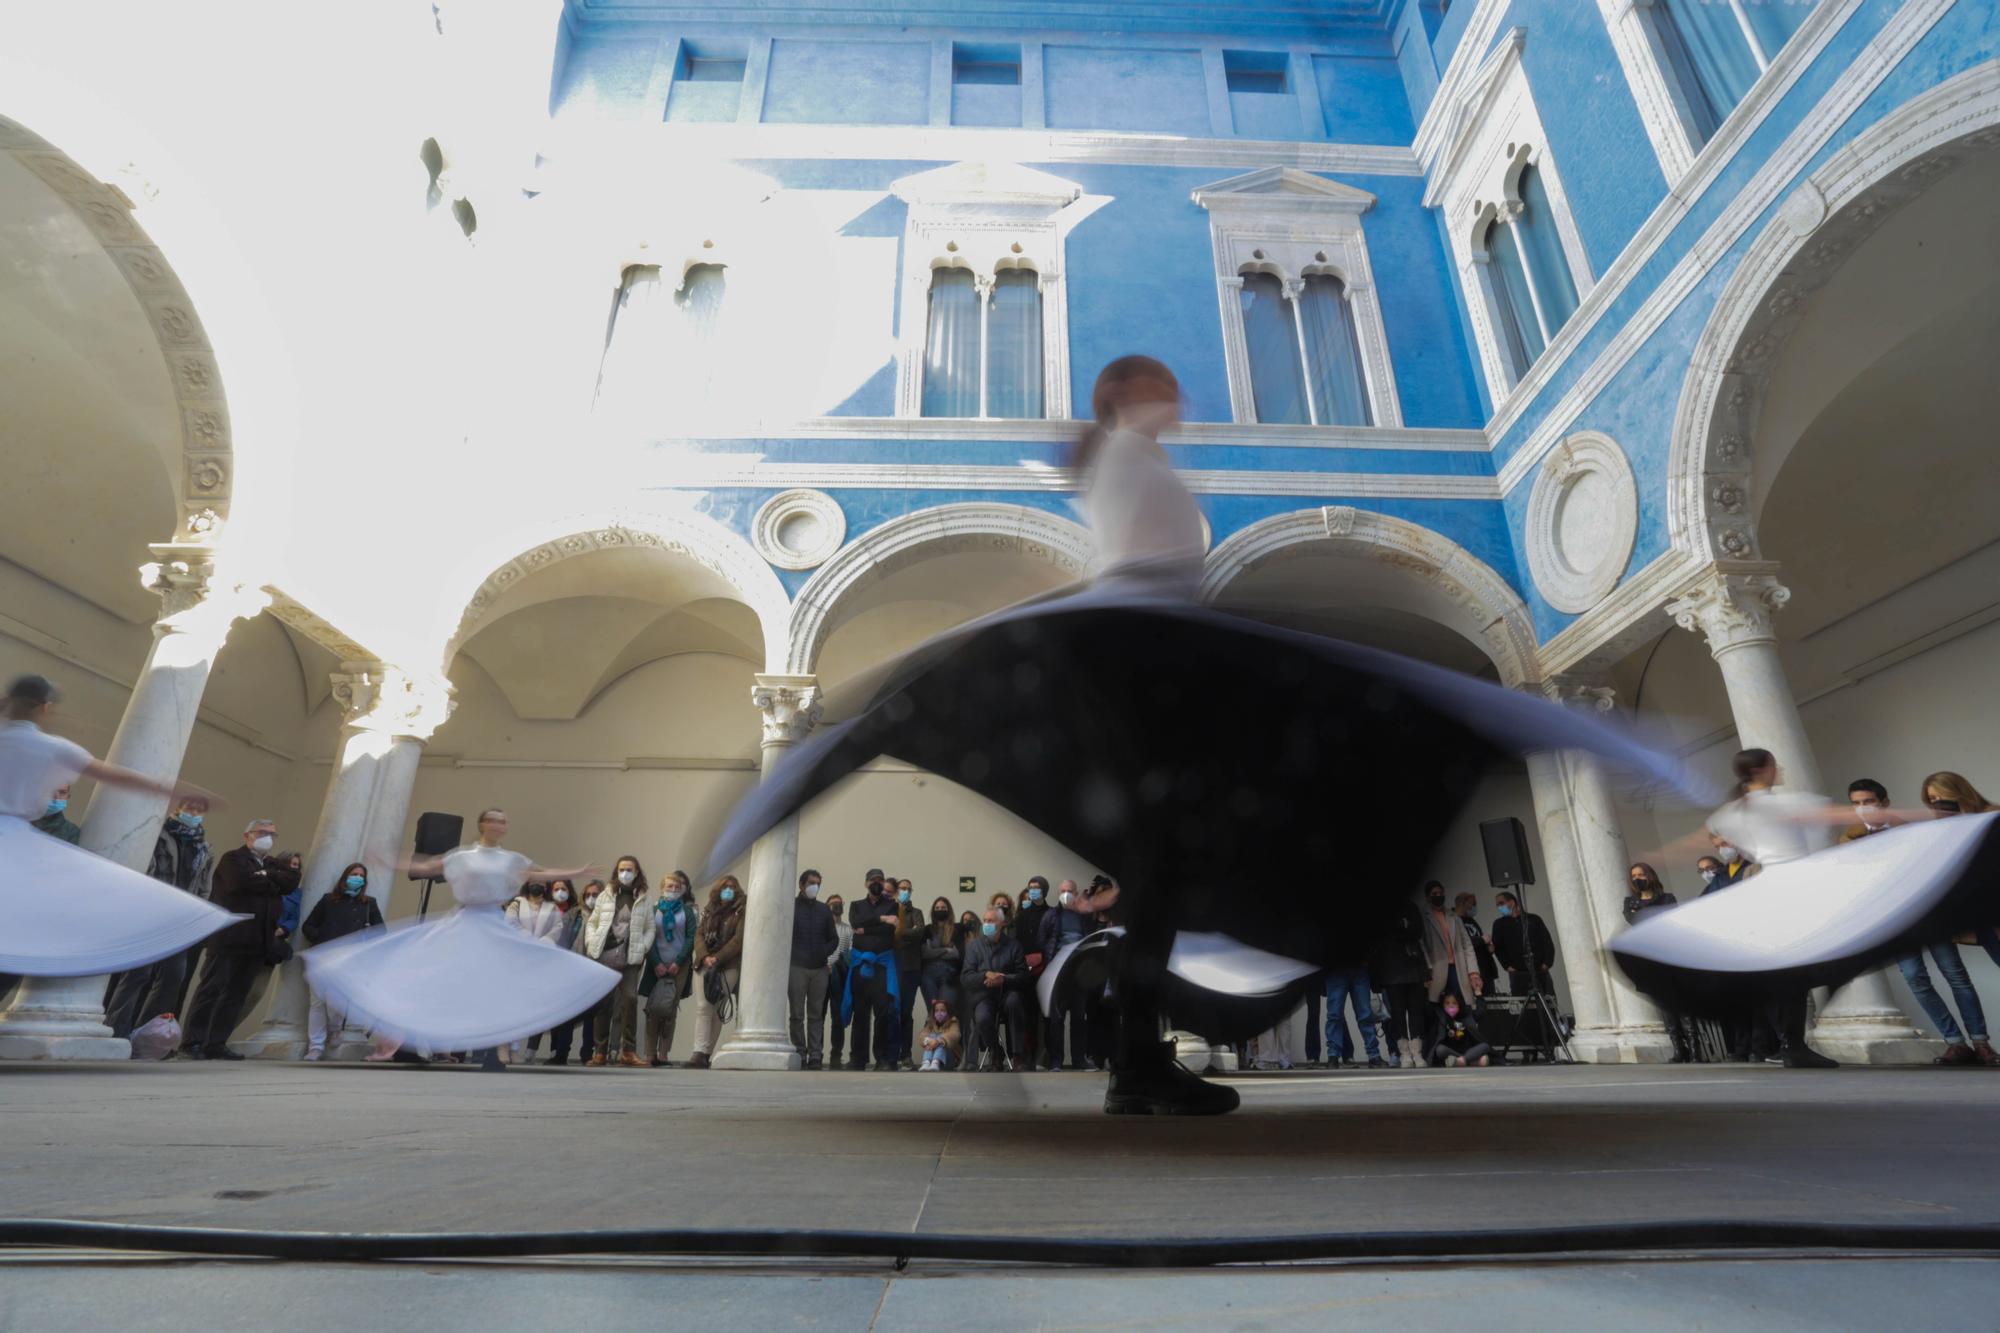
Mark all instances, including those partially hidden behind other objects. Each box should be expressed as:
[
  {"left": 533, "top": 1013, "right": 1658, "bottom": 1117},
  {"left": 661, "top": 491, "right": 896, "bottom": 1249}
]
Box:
[
  {"left": 686, "top": 875, "right": 746, "bottom": 1069},
  {"left": 582, "top": 855, "right": 659, "bottom": 1067},
  {"left": 1419, "top": 880, "right": 1482, "bottom": 1005}
]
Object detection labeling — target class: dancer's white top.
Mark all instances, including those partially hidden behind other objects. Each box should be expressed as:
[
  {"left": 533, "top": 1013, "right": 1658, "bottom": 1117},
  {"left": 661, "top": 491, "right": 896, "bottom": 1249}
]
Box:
[
  {"left": 1706, "top": 787, "right": 1832, "bottom": 867},
  {"left": 0, "top": 720, "right": 243, "bottom": 977},
  {"left": 1085, "top": 428, "right": 1205, "bottom": 586},
  {"left": 304, "top": 840, "right": 618, "bottom": 1051},
  {"left": 0, "top": 720, "right": 89, "bottom": 817}
]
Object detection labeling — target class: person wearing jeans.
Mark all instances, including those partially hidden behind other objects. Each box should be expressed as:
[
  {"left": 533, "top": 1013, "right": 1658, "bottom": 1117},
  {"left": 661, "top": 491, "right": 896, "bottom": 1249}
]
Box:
[{"left": 1323, "top": 965, "right": 1384, "bottom": 1068}]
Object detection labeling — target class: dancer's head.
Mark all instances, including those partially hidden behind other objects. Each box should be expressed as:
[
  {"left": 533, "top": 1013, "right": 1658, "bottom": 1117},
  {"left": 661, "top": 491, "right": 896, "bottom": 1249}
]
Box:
[
  {"left": 6, "top": 674, "right": 59, "bottom": 723},
  {"left": 475, "top": 807, "right": 509, "bottom": 843},
  {"left": 1922, "top": 771, "right": 1992, "bottom": 816},
  {"left": 1728, "top": 748, "right": 1777, "bottom": 799},
  {"left": 1072, "top": 354, "right": 1181, "bottom": 470}
]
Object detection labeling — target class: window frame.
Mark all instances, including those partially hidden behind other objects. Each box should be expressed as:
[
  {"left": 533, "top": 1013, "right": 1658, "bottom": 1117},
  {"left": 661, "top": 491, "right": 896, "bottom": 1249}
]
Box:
[
  {"left": 1192, "top": 165, "right": 1404, "bottom": 429},
  {"left": 892, "top": 161, "right": 1081, "bottom": 420}
]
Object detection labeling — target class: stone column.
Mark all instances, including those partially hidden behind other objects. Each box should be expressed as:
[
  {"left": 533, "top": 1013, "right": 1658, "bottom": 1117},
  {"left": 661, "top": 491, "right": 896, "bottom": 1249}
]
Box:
[
  {"left": 238, "top": 666, "right": 452, "bottom": 1059},
  {"left": 713, "top": 674, "right": 821, "bottom": 1071},
  {"left": 1523, "top": 680, "right": 1674, "bottom": 1063},
  {"left": 1666, "top": 565, "right": 1932, "bottom": 1063},
  {"left": 0, "top": 546, "right": 266, "bottom": 1060}
]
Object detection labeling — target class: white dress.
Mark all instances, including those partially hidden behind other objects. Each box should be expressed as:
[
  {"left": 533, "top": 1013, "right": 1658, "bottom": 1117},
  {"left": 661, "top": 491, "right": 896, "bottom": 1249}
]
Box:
[
  {"left": 304, "top": 843, "right": 618, "bottom": 1051},
  {"left": 1084, "top": 428, "right": 1207, "bottom": 596},
  {"left": 0, "top": 720, "right": 241, "bottom": 976}
]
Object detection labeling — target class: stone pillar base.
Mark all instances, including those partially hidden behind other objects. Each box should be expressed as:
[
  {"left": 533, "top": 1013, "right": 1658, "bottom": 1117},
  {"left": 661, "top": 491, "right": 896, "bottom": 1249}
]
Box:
[
  {"left": 1808, "top": 1024, "right": 1940, "bottom": 1066},
  {"left": 240, "top": 1035, "right": 307, "bottom": 1061},
  {"left": 0, "top": 976, "right": 131, "bottom": 1062},
  {"left": 1566, "top": 1026, "right": 1676, "bottom": 1064},
  {"left": 712, "top": 1030, "right": 802, "bottom": 1071}
]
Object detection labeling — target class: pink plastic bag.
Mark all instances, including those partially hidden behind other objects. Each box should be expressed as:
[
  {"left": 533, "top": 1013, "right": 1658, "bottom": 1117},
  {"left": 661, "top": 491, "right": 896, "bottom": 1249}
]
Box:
[{"left": 129, "top": 1014, "right": 181, "bottom": 1061}]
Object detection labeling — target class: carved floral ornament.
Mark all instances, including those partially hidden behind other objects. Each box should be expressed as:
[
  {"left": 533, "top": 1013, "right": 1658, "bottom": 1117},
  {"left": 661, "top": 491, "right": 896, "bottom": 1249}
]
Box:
[
  {"left": 3, "top": 127, "right": 232, "bottom": 538},
  {"left": 1664, "top": 568, "right": 1792, "bottom": 655}
]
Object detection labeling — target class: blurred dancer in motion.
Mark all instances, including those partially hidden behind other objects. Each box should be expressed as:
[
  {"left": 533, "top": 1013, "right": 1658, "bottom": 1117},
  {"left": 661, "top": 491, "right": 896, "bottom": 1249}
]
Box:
[
  {"left": 0, "top": 674, "right": 239, "bottom": 979},
  {"left": 306, "top": 807, "right": 609, "bottom": 1070},
  {"left": 710, "top": 357, "right": 1698, "bottom": 1115},
  {"left": 1616, "top": 749, "right": 2000, "bottom": 1043}
]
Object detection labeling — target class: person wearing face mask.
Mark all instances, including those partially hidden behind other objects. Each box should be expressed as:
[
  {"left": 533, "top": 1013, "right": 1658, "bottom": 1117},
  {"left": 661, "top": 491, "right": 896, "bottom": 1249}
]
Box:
[
  {"left": 1920, "top": 773, "right": 2000, "bottom": 976},
  {"left": 1699, "top": 834, "right": 1755, "bottom": 894},
  {"left": 566, "top": 880, "right": 607, "bottom": 1064},
  {"left": 1012, "top": 877, "right": 1053, "bottom": 1069},
  {"left": 32, "top": 784, "right": 78, "bottom": 844},
  {"left": 583, "top": 855, "right": 657, "bottom": 1068},
  {"left": 919, "top": 894, "right": 964, "bottom": 1023},
  {"left": 822, "top": 893, "right": 852, "bottom": 1069},
  {"left": 1622, "top": 864, "right": 1678, "bottom": 924},
  {"left": 1427, "top": 990, "right": 1491, "bottom": 1067},
  {"left": 504, "top": 879, "right": 565, "bottom": 1062},
  {"left": 1418, "top": 881, "right": 1481, "bottom": 1012},
  {"left": 686, "top": 875, "right": 747, "bottom": 1069},
  {"left": 1037, "top": 880, "right": 1099, "bottom": 1070},
  {"left": 787, "top": 868, "right": 839, "bottom": 1069},
  {"left": 918, "top": 999, "right": 962, "bottom": 1071},
  {"left": 542, "top": 879, "right": 587, "bottom": 1064},
  {"left": 299, "top": 862, "right": 384, "bottom": 1060},
  {"left": 842, "top": 870, "right": 898, "bottom": 1072},
  {"left": 960, "top": 907, "right": 1031, "bottom": 1071},
  {"left": 180, "top": 819, "right": 301, "bottom": 1060},
  {"left": 105, "top": 794, "right": 219, "bottom": 1039},
  {"left": 1489, "top": 891, "right": 1554, "bottom": 1000},
  {"left": 1843, "top": 780, "right": 1994, "bottom": 1067},
  {"left": 641, "top": 871, "right": 697, "bottom": 1067},
  {"left": 890, "top": 879, "right": 926, "bottom": 1069}
]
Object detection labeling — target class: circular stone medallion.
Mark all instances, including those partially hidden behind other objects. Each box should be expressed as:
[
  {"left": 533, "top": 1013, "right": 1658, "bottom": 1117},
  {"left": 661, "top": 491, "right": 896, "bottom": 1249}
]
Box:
[
  {"left": 1526, "top": 431, "right": 1637, "bottom": 614},
  {"left": 752, "top": 489, "right": 847, "bottom": 570}
]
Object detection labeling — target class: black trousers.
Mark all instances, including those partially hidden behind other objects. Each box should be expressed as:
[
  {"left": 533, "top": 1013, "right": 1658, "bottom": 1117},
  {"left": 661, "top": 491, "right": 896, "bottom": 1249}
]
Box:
[
  {"left": 182, "top": 953, "right": 263, "bottom": 1052},
  {"left": 847, "top": 964, "right": 894, "bottom": 1068},
  {"left": 972, "top": 989, "right": 1027, "bottom": 1062},
  {"left": 1381, "top": 981, "right": 1430, "bottom": 1051},
  {"left": 824, "top": 959, "right": 850, "bottom": 1063},
  {"left": 1044, "top": 1000, "right": 1089, "bottom": 1068},
  {"left": 105, "top": 950, "right": 189, "bottom": 1038}
]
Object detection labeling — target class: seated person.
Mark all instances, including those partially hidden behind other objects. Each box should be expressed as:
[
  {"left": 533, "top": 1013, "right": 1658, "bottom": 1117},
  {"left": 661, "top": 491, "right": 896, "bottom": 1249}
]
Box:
[
  {"left": 959, "top": 907, "right": 1030, "bottom": 1071},
  {"left": 918, "top": 999, "right": 961, "bottom": 1071},
  {"left": 1429, "top": 991, "right": 1492, "bottom": 1068}
]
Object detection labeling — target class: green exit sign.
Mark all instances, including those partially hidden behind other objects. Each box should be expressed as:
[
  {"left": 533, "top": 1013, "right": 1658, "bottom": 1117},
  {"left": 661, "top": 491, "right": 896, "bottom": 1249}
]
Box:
[{"left": 958, "top": 876, "right": 977, "bottom": 894}]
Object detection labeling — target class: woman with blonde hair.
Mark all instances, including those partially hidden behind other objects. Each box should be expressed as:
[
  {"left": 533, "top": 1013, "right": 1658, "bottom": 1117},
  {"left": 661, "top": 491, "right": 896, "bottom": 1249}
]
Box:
[
  {"left": 685, "top": 874, "right": 746, "bottom": 1069},
  {"left": 1923, "top": 773, "right": 2000, "bottom": 978}
]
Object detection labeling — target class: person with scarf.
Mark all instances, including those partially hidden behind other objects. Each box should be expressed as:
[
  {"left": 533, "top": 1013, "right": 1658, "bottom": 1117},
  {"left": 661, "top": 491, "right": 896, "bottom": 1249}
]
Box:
[
  {"left": 642, "top": 870, "right": 697, "bottom": 1066},
  {"left": 685, "top": 875, "right": 745, "bottom": 1069},
  {"left": 105, "top": 794, "right": 217, "bottom": 1038},
  {"left": 842, "top": 870, "right": 899, "bottom": 1072}
]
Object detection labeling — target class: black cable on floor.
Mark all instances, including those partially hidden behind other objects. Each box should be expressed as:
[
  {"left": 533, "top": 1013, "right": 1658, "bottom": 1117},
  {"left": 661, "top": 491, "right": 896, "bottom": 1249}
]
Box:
[{"left": 1, "top": 1219, "right": 1997, "bottom": 1267}]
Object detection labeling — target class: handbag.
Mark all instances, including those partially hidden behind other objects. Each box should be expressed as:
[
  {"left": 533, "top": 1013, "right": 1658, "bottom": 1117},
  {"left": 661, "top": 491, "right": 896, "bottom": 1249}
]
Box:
[
  {"left": 645, "top": 973, "right": 680, "bottom": 1020},
  {"left": 702, "top": 966, "right": 737, "bottom": 1023}
]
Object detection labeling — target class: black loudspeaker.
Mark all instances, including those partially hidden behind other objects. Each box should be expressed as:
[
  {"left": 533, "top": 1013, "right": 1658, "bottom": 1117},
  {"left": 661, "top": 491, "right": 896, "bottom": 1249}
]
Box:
[
  {"left": 1478, "top": 816, "right": 1535, "bottom": 889},
  {"left": 411, "top": 811, "right": 463, "bottom": 874}
]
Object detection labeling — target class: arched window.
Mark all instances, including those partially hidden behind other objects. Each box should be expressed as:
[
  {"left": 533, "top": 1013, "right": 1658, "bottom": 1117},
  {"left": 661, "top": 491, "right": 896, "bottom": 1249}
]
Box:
[
  {"left": 1237, "top": 271, "right": 1374, "bottom": 427},
  {"left": 1515, "top": 165, "right": 1579, "bottom": 335},
  {"left": 597, "top": 262, "right": 731, "bottom": 419},
  {"left": 987, "top": 269, "right": 1044, "bottom": 419},
  {"left": 1649, "top": 0, "right": 1817, "bottom": 145},
  {"left": 921, "top": 267, "right": 981, "bottom": 417},
  {"left": 1475, "top": 164, "right": 1579, "bottom": 387},
  {"left": 1482, "top": 217, "right": 1541, "bottom": 381}
]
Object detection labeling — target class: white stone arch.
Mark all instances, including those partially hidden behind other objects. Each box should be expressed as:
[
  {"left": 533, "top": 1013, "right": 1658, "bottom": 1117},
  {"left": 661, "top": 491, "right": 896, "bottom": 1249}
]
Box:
[
  {"left": 438, "top": 508, "right": 792, "bottom": 674},
  {"left": 786, "top": 502, "right": 1094, "bottom": 676},
  {"left": 0, "top": 111, "right": 234, "bottom": 541},
  {"left": 1199, "top": 506, "right": 1540, "bottom": 688},
  {"left": 1668, "top": 64, "right": 2000, "bottom": 562}
]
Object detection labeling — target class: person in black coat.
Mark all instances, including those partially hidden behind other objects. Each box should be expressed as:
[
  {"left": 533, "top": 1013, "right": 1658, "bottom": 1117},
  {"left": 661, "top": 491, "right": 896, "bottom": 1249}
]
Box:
[
  {"left": 787, "top": 869, "right": 839, "bottom": 1069},
  {"left": 1622, "top": 862, "right": 1680, "bottom": 924},
  {"left": 1429, "top": 990, "right": 1492, "bottom": 1067},
  {"left": 1367, "top": 896, "right": 1430, "bottom": 1068},
  {"left": 843, "top": 870, "right": 898, "bottom": 1071},
  {"left": 300, "top": 861, "right": 384, "bottom": 1060},
  {"left": 1490, "top": 890, "right": 1556, "bottom": 997},
  {"left": 180, "top": 819, "right": 301, "bottom": 1059},
  {"left": 960, "top": 907, "right": 1031, "bottom": 1070}
]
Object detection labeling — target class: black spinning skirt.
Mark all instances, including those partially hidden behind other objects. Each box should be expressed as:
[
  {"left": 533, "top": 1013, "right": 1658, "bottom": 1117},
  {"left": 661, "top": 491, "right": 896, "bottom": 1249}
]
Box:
[{"left": 709, "top": 582, "right": 1697, "bottom": 972}]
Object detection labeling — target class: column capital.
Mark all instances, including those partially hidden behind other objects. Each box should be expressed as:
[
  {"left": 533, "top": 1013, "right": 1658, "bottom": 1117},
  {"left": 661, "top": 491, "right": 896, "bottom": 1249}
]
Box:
[
  {"left": 1540, "top": 675, "right": 1617, "bottom": 713},
  {"left": 332, "top": 662, "right": 456, "bottom": 741},
  {"left": 139, "top": 543, "right": 269, "bottom": 634},
  {"left": 1664, "top": 564, "right": 1790, "bottom": 656},
  {"left": 751, "top": 674, "right": 822, "bottom": 748}
]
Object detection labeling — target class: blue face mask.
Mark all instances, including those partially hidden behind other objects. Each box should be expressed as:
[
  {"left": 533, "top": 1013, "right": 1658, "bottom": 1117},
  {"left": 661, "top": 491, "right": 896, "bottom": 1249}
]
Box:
[
  {"left": 981, "top": 921, "right": 998, "bottom": 938},
  {"left": 720, "top": 887, "right": 736, "bottom": 903},
  {"left": 343, "top": 875, "right": 366, "bottom": 895},
  {"left": 897, "top": 889, "right": 910, "bottom": 904},
  {"left": 1027, "top": 889, "right": 1043, "bottom": 903},
  {"left": 1497, "top": 904, "right": 1512, "bottom": 917},
  {"left": 43, "top": 798, "right": 66, "bottom": 817},
  {"left": 176, "top": 811, "right": 203, "bottom": 828}
]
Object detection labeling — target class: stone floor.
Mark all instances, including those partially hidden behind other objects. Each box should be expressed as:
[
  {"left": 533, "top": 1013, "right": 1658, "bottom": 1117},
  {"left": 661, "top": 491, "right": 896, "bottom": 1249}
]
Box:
[{"left": 3, "top": 1060, "right": 1997, "bottom": 1328}]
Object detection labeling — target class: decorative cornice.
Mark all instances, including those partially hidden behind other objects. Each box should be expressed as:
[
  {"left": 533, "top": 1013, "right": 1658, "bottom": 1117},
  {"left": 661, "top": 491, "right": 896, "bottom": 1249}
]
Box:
[
  {"left": 1419, "top": 25, "right": 1527, "bottom": 202},
  {"left": 1412, "top": 0, "right": 1511, "bottom": 170},
  {"left": 641, "top": 459, "right": 1498, "bottom": 500},
  {"left": 1191, "top": 166, "right": 1377, "bottom": 215},
  {"left": 139, "top": 545, "right": 268, "bottom": 635},
  {"left": 644, "top": 416, "right": 1489, "bottom": 451},
  {"left": 1531, "top": 547, "right": 1701, "bottom": 679}
]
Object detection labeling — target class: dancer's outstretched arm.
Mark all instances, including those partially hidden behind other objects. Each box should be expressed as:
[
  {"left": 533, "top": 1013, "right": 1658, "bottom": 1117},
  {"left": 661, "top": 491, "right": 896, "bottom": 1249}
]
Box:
[
  {"left": 78, "top": 757, "right": 218, "bottom": 809},
  {"left": 526, "top": 861, "right": 600, "bottom": 884}
]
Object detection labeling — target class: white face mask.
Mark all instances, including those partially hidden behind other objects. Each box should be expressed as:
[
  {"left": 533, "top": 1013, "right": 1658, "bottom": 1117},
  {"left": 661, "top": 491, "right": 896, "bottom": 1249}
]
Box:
[
  {"left": 251, "top": 834, "right": 274, "bottom": 853},
  {"left": 805, "top": 883, "right": 820, "bottom": 898},
  {"left": 554, "top": 889, "right": 571, "bottom": 904},
  {"left": 1700, "top": 869, "right": 1718, "bottom": 885},
  {"left": 1717, "top": 845, "right": 1741, "bottom": 865},
  {"left": 1854, "top": 802, "right": 1888, "bottom": 828},
  {"left": 1060, "top": 891, "right": 1074, "bottom": 907},
  {"left": 617, "top": 869, "right": 636, "bottom": 886}
]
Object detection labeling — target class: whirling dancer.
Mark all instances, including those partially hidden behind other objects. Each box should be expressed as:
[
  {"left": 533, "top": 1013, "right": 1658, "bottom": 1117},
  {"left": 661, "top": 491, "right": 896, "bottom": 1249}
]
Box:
[
  {"left": 709, "top": 356, "right": 1697, "bottom": 1115},
  {"left": 1614, "top": 748, "right": 2000, "bottom": 1053},
  {"left": 305, "top": 807, "right": 611, "bottom": 1069},
  {"left": 0, "top": 674, "right": 241, "bottom": 978}
]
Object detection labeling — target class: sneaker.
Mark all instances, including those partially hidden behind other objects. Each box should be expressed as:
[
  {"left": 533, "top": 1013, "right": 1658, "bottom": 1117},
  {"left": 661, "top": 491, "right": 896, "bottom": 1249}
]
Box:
[
  {"left": 1105, "top": 1044, "right": 1241, "bottom": 1116},
  {"left": 1367, "top": 1057, "right": 1388, "bottom": 1069},
  {"left": 1762, "top": 1055, "right": 1784, "bottom": 1065},
  {"left": 804, "top": 1055, "right": 822, "bottom": 1070},
  {"left": 1782, "top": 1045, "right": 1839, "bottom": 1069},
  {"left": 301, "top": 1050, "right": 323, "bottom": 1062}
]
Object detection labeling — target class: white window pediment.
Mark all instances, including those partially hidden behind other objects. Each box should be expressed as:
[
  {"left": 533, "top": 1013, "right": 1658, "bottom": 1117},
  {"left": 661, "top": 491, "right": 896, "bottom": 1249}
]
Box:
[
  {"left": 892, "top": 161, "right": 1081, "bottom": 419},
  {"left": 1193, "top": 167, "right": 1402, "bottom": 428}
]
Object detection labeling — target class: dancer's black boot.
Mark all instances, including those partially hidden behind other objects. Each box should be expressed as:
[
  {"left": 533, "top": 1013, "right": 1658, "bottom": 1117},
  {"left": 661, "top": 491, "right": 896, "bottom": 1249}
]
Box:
[{"left": 1104, "top": 1040, "right": 1240, "bottom": 1116}]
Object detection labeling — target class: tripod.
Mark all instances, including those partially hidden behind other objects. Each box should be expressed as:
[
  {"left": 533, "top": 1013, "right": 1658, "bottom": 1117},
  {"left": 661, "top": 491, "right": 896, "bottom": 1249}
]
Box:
[{"left": 1502, "top": 884, "right": 1572, "bottom": 1065}]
